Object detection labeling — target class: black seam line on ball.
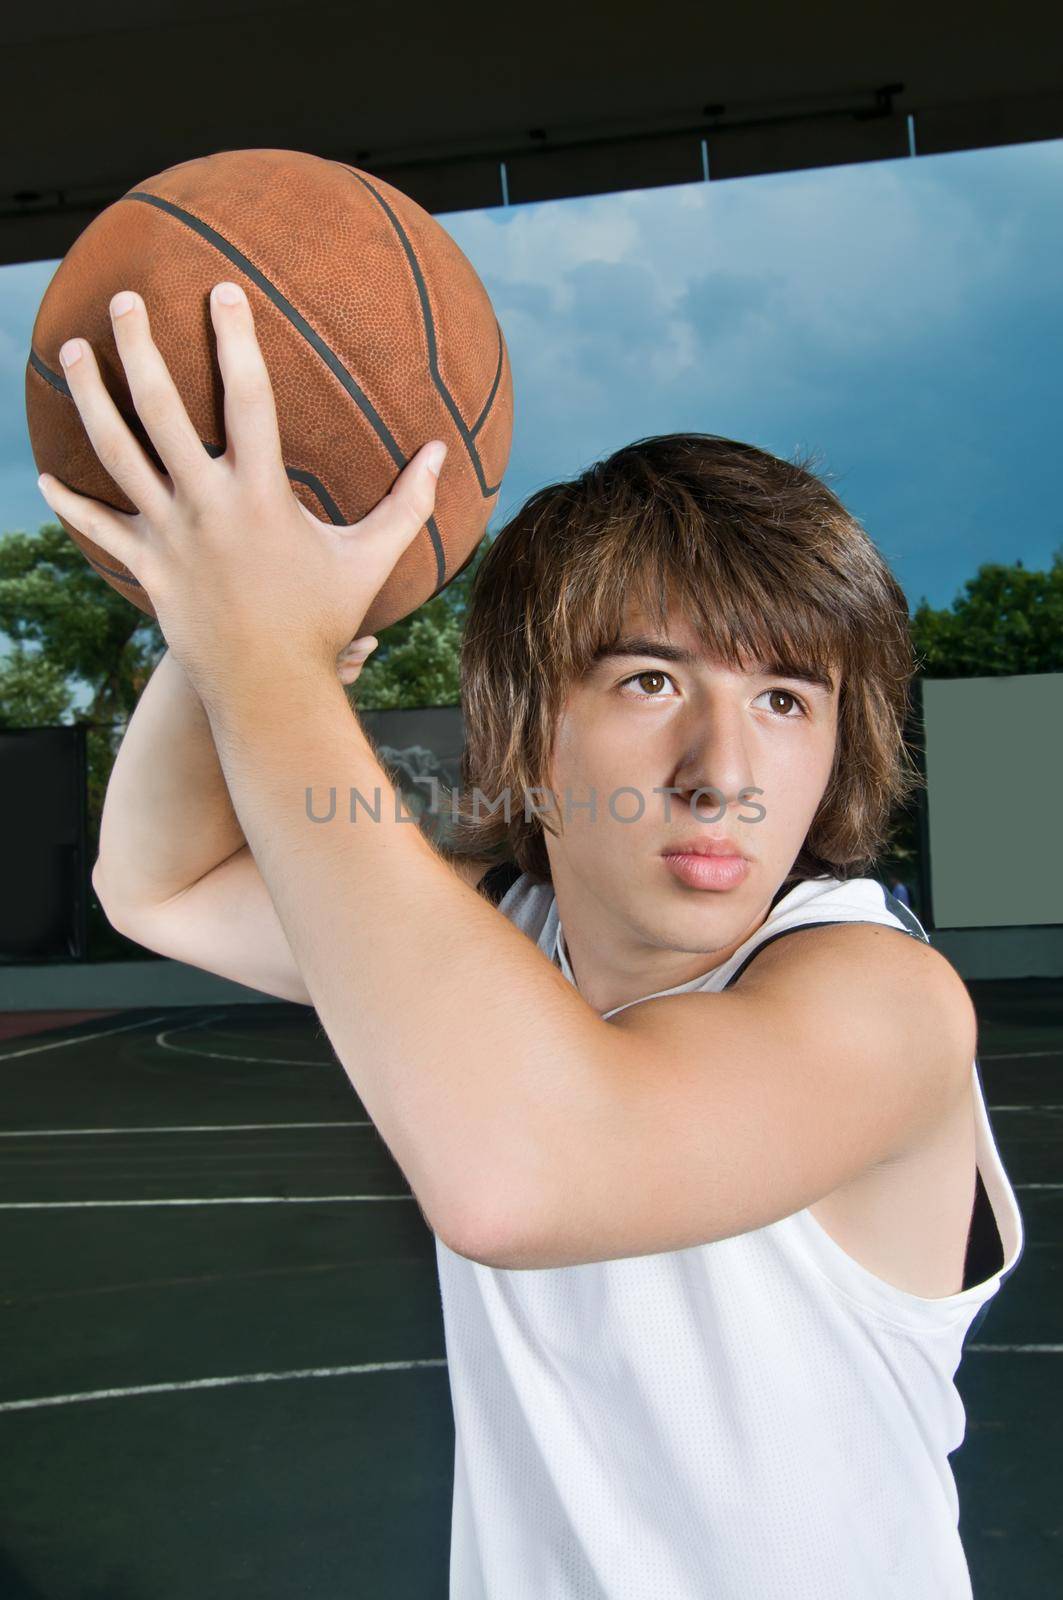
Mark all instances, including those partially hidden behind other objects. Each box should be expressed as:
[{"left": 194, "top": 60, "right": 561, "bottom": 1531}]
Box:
[
  {"left": 87, "top": 554, "right": 145, "bottom": 589},
  {"left": 125, "top": 189, "right": 449, "bottom": 589},
  {"left": 28, "top": 347, "right": 71, "bottom": 397},
  {"left": 201, "top": 440, "right": 345, "bottom": 522},
  {"left": 336, "top": 165, "right": 506, "bottom": 494},
  {"left": 27, "top": 355, "right": 346, "bottom": 530},
  {"left": 469, "top": 324, "right": 504, "bottom": 442}
]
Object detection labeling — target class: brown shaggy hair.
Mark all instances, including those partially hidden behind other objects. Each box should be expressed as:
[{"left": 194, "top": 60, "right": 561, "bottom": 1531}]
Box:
[{"left": 441, "top": 432, "right": 921, "bottom": 887}]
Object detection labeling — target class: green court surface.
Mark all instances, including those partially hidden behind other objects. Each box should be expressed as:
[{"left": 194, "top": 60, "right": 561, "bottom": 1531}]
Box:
[{"left": 1, "top": 985, "right": 1059, "bottom": 1598}]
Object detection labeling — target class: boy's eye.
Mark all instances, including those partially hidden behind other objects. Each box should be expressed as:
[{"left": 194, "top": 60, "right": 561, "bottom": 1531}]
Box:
[
  {"left": 617, "top": 672, "right": 809, "bottom": 718},
  {"left": 618, "top": 670, "right": 676, "bottom": 697},
  {"left": 758, "top": 688, "right": 809, "bottom": 718}
]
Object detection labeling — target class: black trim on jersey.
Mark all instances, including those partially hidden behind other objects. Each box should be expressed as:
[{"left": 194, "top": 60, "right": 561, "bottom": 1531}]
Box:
[
  {"left": 722, "top": 913, "right": 926, "bottom": 991},
  {"left": 721, "top": 915, "right": 1008, "bottom": 1305},
  {"left": 478, "top": 859, "right": 522, "bottom": 907},
  {"left": 961, "top": 1054, "right": 1024, "bottom": 1341},
  {"left": 721, "top": 919, "right": 839, "bottom": 988},
  {"left": 962, "top": 1167, "right": 1004, "bottom": 1291},
  {"left": 877, "top": 880, "right": 930, "bottom": 942},
  {"left": 768, "top": 877, "right": 800, "bottom": 914},
  {"left": 869, "top": 884, "right": 1016, "bottom": 1307}
]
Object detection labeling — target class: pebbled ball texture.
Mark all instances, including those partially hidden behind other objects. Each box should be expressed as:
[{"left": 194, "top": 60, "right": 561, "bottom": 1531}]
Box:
[{"left": 25, "top": 147, "right": 514, "bottom": 636}]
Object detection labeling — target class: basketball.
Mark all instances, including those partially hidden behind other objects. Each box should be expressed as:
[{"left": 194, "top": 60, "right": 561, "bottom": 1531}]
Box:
[{"left": 24, "top": 147, "right": 514, "bottom": 636}]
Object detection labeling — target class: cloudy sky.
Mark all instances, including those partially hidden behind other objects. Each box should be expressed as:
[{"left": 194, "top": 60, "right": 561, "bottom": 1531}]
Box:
[{"left": 2, "top": 135, "right": 1060, "bottom": 663}]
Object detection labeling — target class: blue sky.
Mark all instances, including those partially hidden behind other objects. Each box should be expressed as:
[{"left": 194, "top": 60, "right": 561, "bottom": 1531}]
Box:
[{"left": 2, "top": 135, "right": 1060, "bottom": 669}]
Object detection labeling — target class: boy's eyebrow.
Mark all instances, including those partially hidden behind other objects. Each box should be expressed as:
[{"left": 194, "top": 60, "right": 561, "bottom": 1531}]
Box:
[{"left": 591, "top": 637, "right": 835, "bottom": 693}]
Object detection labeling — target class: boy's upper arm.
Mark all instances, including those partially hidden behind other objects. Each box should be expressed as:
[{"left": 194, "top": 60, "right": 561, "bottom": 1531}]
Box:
[{"left": 467, "top": 922, "right": 976, "bottom": 1270}]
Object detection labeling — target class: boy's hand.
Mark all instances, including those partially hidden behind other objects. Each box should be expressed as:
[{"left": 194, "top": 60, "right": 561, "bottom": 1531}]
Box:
[{"left": 36, "top": 280, "right": 445, "bottom": 712}]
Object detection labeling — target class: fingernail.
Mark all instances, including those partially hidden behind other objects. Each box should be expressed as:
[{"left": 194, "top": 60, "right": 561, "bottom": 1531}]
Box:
[
  {"left": 424, "top": 441, "right": 447, "bottom": 477},
  {"left": 37, "top": 474, "right": 51, "bottom": 497},
  {"left": 59, "top": 339, "right": 82, "bottom": 367},
  {"left": 111, "top": 291, "right": 137, "bottom": 318},
  {"left": 214, "top": 282, "right": 243, "bottom": 305}
]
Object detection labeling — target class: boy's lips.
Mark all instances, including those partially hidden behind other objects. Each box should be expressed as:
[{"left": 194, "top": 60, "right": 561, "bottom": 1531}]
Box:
[{"left": 661, "top": 837, "right": 749, "bottom": 860}]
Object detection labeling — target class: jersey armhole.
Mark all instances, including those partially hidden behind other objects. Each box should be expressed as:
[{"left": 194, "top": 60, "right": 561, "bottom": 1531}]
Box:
[
  {"left": 477, "top": 860, "right": 522, "bottom": 907},
  {"left": 728, "top": 915, "right": 1007, "bottom": 1303}
]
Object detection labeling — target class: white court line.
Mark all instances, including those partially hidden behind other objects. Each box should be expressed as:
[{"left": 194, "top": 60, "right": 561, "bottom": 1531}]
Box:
[
  {"left": 2, "top": 1107, "right": 1059, "bottom": 1139},
  {"left": 0, "top": 1358, "right": 449, "bottom": 1413},
  {"left": 0, "top": 1122, "right": 370, "bottom": 1138},
  {"left": 0, "top": 1011, "right": 331, "bottom": 1069},
  {"left": 978, "top": 1050, "right": 1063, "bottom": 1060},
  {"left": 2, "top": 1343, "right": 1057, "bottom": 1416},
  {"left": 0, "top": 1195, "right": 415, "bottom": 1210},
  {"left": 0, "top": 1017, "right": 1057, "bottom": 1067},
  {"left": 966, "top": 1344, "right": 1063, "bottom": 1353},
  {"left": 149, "top": 1010, "right": 326, "bottom": 1067},
  {"left": 150, "top": 1011, "right": 325, "bottom": 1068},
  {"left": 2, "top": 1184, "right": 1060, "bottom": 1211},
  {"left": 0, "top": 1013, "right": 173, "bottom": 1061}
]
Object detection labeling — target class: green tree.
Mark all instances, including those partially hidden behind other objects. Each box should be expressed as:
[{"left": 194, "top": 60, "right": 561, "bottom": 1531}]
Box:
[
  {"left": 877, "top": 547, "right": 1063, "bottom": 906},
  {"left": 0, "top": 520, "right": 493, "bottom": 728},
  {"left": 909, "top": 547, "right": 1063, "bottom": 677},
  {"left": 0, "top": 520, "right": 164, "bottom": 725},
  {"left": 0, "top": 640, "right": 77, "bottom": 727},
  {"left": 347, "top": 536, "right": 489, "bottom": 710},
  {"left": 349, "top": 605, "right": 463, "bottom": 709}
]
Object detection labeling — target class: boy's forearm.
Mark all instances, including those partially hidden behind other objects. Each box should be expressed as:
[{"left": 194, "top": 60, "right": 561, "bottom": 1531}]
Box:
[
  {"left": 199, "top": 661, "right": 612, "bottom": 1252},
  {"left": 93, "top": 646, "right": 247, "bottom": 909}
]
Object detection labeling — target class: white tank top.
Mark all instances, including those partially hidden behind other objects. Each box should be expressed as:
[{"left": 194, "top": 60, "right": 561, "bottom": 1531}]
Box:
[{"left": 435, "top": 871, "right": 1025, "bottom": 1599}]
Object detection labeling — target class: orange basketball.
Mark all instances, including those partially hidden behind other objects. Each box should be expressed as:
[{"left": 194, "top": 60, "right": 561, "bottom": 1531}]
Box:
[{"left": 24, "top": 148, "right": 514, "bottom": 636}]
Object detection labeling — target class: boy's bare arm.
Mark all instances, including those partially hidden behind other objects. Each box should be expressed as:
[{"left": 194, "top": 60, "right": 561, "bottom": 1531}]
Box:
[
  {"left": 93, "top": 636, "right": 378, "bottom": 912},
  {"left": 92, "top": 637, "right": 495, "bottom": 1004},
  {"left": 101, "top": 837, "right": 496, "bottom": 1006},
  {"left": 92, "top": 644, "right": 247, "bottom": 910}
]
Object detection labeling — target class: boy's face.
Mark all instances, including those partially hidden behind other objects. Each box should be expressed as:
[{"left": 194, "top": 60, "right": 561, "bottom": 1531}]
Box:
[{"left": 542, "top": 603, "right": 840, "bottom": 963}]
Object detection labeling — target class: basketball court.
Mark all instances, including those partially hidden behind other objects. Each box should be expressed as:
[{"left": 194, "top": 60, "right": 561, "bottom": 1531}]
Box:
[{"left": 0, "top": 991, "right": 1059, "bottom": 1596}]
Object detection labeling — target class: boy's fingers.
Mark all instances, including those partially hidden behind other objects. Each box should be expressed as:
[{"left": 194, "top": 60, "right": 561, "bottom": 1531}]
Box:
[
  {"left": 349, "top": 441, "right": 446, "bottom": 543},
  {"left": 57, "top": 331, "right": 172, "bottom": 519},
  {"left": 209, "top": 281, "right": 288, "bottom": 484},
  {"left": 338, "top": 637, "right": 377, "bottom": 683},
  {"left": 108, "top": 291, "right": 213, "bottom": 488}
]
